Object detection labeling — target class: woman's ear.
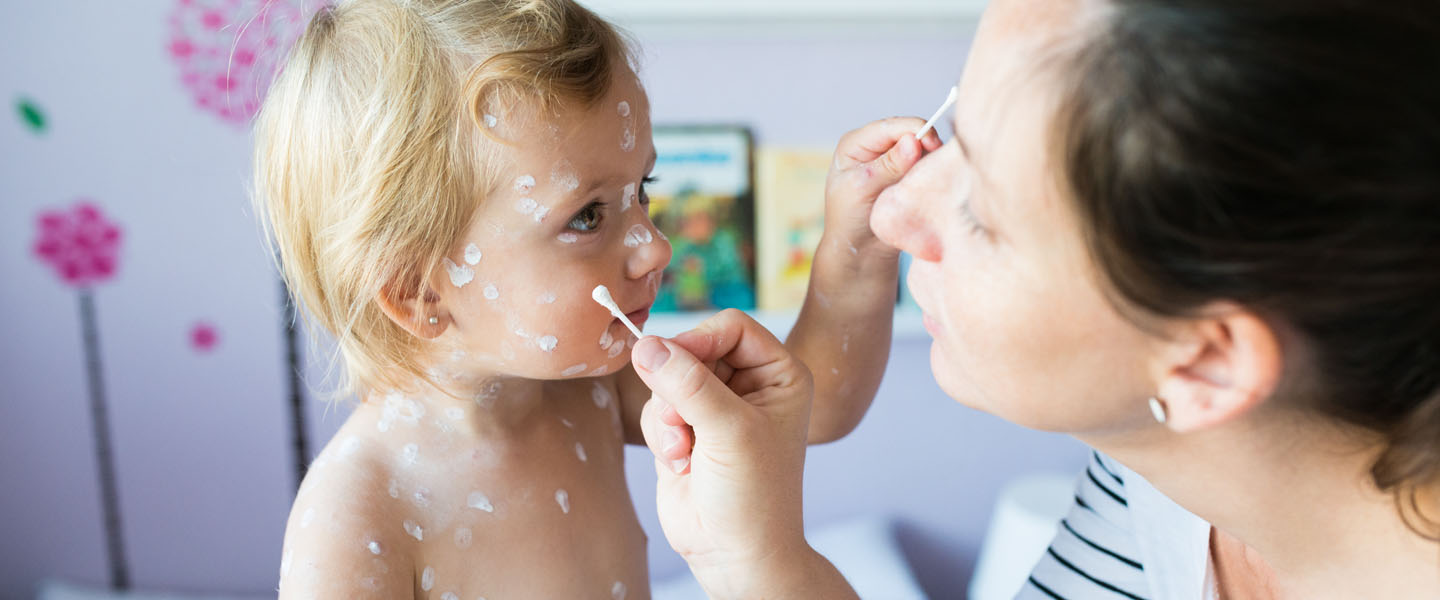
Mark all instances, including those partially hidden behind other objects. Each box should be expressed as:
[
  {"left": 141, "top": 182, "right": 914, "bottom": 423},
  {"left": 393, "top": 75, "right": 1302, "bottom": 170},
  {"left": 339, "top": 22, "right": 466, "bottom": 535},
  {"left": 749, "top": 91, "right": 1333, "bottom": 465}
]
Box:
[
  {"left": 1154, "top": 304, "right": 1283, "bottom": 433},
  {"left": 376, "top": 278, "right": 449, "bottom": 339}
]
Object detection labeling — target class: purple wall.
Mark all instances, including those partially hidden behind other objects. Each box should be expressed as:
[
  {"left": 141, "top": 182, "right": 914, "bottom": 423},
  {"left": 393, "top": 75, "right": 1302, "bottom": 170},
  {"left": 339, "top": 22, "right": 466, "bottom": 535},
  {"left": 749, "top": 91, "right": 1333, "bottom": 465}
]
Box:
[{"left": 1, "top": 4, "right": 1088, "bottom": 598}]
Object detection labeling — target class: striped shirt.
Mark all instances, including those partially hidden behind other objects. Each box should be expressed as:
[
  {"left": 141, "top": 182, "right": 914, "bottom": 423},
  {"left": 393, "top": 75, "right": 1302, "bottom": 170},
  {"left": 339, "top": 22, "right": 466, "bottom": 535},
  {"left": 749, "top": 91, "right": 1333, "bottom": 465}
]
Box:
[{"left": 1018, "top": 451, "right": 1216, "bottom": 600}]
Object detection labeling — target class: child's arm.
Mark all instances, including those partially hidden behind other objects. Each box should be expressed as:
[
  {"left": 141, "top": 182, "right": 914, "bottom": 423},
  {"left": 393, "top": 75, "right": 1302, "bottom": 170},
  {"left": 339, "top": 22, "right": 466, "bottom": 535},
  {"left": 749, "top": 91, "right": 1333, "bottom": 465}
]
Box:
[
  {"left": 788, "top": 118, "right": 941, "bottom": 444},
  {"left": 614, "top": 118, "right": 939, "bottom": 448}
]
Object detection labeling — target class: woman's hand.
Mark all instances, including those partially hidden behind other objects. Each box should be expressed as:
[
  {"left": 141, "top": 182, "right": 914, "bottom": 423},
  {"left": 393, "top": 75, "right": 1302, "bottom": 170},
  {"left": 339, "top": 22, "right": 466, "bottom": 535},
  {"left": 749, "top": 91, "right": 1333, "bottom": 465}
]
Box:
[{"left": 631, "top": 309, "right": 854, "bottom": 598}]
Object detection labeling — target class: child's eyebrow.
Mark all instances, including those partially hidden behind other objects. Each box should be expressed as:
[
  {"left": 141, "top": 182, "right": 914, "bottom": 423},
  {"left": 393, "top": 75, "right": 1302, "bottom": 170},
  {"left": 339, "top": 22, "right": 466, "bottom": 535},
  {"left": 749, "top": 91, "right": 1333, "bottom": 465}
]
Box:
[{"left": 561, "top": 150, "right": 659, "bottom": 205}]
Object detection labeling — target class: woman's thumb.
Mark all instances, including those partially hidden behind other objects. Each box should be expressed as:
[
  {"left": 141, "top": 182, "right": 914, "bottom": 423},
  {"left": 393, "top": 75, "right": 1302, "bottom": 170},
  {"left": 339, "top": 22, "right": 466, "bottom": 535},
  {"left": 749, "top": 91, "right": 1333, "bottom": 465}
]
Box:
[{"left": 632, "top": 336, "right": 746, "bottom": 434}]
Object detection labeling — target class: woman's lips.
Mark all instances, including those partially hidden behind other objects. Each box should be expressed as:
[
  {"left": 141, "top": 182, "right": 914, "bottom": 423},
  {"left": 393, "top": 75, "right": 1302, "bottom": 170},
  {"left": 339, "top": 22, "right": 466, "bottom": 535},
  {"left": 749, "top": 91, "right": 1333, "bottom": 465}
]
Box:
[{"left": 922, "top": 311, "right": 941, "bottom": 337}]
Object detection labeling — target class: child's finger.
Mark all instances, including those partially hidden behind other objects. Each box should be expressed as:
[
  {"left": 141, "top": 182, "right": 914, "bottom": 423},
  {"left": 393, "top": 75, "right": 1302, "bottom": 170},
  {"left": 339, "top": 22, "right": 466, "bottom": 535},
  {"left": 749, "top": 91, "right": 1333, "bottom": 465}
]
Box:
[
  {"left": 834, "top": 116, "right": 928, "bottom": 168},
  {"left": 844, "top": 133, "right": 925, "bottom": 200}
]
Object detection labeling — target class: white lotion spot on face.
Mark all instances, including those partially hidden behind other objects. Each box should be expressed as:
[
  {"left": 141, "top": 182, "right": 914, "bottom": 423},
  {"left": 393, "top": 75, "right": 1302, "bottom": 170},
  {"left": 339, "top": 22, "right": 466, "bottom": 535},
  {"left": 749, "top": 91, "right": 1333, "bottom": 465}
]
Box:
[
  {"left": 387, "top": 479, "right": 400, "bottom": 498},
  {"left": 464, "top": 243, "right": 482, "bottom": 265},
  {"left": 538, "top": 291, "right": 557, "bottom": 304},
  {"left": 514, "top": 174, "right": 535, "bottom": 194},
  {"left": 403, "top": 519, "right": 424, "bottom": 541},
  {"left": 607, "top": 339, "right": 626, "bottom": 358},
  {"left": 537, "top": 335, "right": 558, "bottom": 352},
  {"left": 555, "top": 489, "right": 570, "bottom": 514},
  {"left": 400, "top": 443, "right": 418, "bottom": 466},
  {"left": 550, "top": 160, "right": 580, "bottom": 192},
  {"left": 483, "top": 284, "right": 499, "bottom": 300},
  {"left": 367, "top": 540, "right": 383, "bottom": 555},
  {"left": 599, "top": 328, "right": 613, "bottom": 349},
  {"left": 620, "top": 182, "right": 635, "bottom": 212},
  {"left": 467, "top": 491, "right": 494, "bottom": 513},
  {"left": 300, "top": 507, "right": 315, "bottom": 528},
  {"left": 618, "top": 101, "right": 631, "bottom": 117},
  {"left": 575, "top": 442, "right": 587, "bottom": 462},
  {"left": 589, "top": 365, "right": 608, "bottom": 376},
  {"left": 443, "top": 258, "right": 474, "bottom": 288},
  {"left": 533, "top": 205, "right": 551, "bottom": 223},
  {"left": 623, "top": 224, "right": 653, "bottom": 248},
  {"left": 483, "top": 114, "right": 498, "bottom": 128},
  {"left": 620, "top": 128, "right": 635, "bottom": 152},
  {"left": 557, "top": 232, "right": 578, "bottom": 244},
  {"left": 411, "top": 488, "right": 431, "bottom": 508},
  {"left": 453, "top": 527, "right": 472, "bottom": 550},
  {"left": 562, "top": 363, "right": 587, "bottom": 377},
  {"left": 612, "top": 581, "right": 628, "bottom": 600},
  {"left": 421, "top": 566, "right": 435, "bottom": 591},
  {"left": 592, "top": 383, "right": 611, "bottom": 409},
  {"left": 516, "top": 197, "right": 538, "bottom": 215}
]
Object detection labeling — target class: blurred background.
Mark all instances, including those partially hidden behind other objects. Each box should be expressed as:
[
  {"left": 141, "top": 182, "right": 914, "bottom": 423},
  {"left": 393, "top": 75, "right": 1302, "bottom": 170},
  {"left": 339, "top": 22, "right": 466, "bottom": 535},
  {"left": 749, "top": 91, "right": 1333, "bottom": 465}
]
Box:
[{"left": 0, "top": 1, "right": 1087, "bottom": 597}]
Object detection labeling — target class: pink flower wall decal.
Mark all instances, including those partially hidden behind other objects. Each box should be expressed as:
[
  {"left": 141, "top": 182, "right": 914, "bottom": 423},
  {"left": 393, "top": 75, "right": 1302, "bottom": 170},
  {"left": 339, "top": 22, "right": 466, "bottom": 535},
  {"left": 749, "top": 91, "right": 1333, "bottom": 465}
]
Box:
[
  {"left": 190, "top": 322, "right": 220, "bottom": 352},
  {"left": 33, "top": 200, "right": 123, "bottom": 289},
  {"left": 167, "top": 0, "right": 317, "bottom": 126}
]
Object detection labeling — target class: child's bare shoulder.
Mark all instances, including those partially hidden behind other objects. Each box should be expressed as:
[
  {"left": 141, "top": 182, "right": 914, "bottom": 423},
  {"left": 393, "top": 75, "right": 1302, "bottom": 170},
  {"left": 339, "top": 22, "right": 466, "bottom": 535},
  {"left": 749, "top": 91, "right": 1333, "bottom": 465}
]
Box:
[{"left": 279, "top": 419, "right": 418, "bottom": 597}]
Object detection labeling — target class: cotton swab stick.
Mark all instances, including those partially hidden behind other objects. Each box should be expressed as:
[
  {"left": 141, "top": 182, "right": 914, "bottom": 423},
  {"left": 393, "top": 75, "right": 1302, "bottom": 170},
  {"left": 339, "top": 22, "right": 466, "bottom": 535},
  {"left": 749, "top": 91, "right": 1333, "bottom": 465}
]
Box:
[
  {"left": 592, "top": 285, "right": 643, "bottom": 338},
  {"left": 914, "top": 85, "right": 958, "bottom": 139}
]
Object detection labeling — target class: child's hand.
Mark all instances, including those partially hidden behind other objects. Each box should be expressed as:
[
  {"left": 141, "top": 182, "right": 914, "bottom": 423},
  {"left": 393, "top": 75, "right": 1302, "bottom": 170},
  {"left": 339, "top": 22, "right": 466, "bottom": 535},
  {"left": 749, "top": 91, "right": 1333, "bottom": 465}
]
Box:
[{"left": 824, "top": 118, "right": 943, "bottom": 257}]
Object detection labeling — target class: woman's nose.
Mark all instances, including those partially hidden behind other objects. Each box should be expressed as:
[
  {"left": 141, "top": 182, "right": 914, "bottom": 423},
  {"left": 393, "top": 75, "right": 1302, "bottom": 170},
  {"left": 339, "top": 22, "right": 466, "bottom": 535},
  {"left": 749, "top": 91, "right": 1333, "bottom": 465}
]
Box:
[{"left": 872, "top": 183, "right": 943, "bottom": 262}]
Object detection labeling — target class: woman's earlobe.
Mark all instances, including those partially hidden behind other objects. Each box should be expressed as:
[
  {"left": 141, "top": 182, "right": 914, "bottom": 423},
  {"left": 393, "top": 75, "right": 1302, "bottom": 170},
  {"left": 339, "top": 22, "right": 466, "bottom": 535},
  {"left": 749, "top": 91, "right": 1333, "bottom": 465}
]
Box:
[{"left": 1154, "top": 307, "right": 1283, "bottom": 433}]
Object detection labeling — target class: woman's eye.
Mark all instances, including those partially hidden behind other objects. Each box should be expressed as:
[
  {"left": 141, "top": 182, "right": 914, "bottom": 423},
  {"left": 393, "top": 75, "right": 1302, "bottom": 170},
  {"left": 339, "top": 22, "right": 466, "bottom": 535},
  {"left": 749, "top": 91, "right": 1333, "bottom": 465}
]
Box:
[
  {"left": 567, "top": 203, "right": 605, "bottom": 232},
  {"left": 639, "top": 176, "right": 658, "bottom": 207}
]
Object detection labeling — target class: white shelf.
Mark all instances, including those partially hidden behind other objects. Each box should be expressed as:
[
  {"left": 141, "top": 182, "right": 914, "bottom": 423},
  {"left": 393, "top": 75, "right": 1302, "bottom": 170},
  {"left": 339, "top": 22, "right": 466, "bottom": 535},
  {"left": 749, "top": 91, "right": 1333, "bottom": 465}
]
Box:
[
  {"left": 644, "top": 308, "right": 927, "bottom": 342},
  {"left": 580, "top": 0, "right": 987, "bottom": 23},
  {"left": 579, "top": 0, "right": 988, "bottom": 39}
]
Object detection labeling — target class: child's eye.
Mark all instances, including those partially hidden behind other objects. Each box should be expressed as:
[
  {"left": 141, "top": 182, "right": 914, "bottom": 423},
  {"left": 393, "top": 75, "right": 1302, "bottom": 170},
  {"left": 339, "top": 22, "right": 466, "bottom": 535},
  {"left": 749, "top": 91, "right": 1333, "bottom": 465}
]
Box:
[{"left": 567, "top": 202, "right": 605, "bottom": 232}]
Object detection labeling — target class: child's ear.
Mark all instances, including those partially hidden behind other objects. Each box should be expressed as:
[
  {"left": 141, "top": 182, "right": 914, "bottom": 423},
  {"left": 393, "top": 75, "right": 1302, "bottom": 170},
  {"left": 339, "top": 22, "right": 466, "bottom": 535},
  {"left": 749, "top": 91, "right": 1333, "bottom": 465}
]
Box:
[
  {"left": 1153, "top": 304, "right": 1283, "bottom": 433},
  {"left": 375, "top": 277, "right": 448, "bottom": 339}
]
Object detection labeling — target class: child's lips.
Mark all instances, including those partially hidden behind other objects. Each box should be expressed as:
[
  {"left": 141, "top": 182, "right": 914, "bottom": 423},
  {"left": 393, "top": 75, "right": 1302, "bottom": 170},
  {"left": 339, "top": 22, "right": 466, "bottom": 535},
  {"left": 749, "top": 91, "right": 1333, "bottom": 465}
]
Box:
[{"left": 624, "top": 305, "right": 652, "bottom": 330}]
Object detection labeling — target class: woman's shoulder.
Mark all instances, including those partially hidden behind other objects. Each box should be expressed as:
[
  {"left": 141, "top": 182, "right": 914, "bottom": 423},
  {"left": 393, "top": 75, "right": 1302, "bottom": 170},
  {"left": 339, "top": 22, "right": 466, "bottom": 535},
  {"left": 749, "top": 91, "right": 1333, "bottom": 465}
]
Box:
[{"left": 1018, "top": 451, "right": 1211, "bottom": 600}]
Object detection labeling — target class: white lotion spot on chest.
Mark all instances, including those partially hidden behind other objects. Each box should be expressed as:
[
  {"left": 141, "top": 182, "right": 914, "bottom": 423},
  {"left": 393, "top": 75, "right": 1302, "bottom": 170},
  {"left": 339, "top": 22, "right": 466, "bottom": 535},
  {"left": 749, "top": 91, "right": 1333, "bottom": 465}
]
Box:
[
  {"left": 467, "top": 491, "right": 494, "bottom": 513},
  {"left": 403, "top": 519, "right": 424, "bottom": 541},
  {"left": 421, "top": 565, "right": 435, "bottom": 591},
  {"left": 555, "top": 489, "right": 570, "bottom": 514}
]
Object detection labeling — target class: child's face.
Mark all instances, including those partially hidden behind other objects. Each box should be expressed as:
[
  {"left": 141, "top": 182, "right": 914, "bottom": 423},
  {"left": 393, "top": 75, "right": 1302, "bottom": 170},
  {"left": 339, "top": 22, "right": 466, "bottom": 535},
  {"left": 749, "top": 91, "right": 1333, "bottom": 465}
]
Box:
[{"left": 430, "top": 67, "right": 670, "bottom": 384}]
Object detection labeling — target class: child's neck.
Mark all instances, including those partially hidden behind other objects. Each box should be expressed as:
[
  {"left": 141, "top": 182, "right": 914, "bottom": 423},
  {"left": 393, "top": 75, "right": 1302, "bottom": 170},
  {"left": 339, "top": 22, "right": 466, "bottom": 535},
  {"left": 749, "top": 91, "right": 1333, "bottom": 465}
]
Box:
[{"left": 381, "top": 370, "right": 558, "bottom": 440}]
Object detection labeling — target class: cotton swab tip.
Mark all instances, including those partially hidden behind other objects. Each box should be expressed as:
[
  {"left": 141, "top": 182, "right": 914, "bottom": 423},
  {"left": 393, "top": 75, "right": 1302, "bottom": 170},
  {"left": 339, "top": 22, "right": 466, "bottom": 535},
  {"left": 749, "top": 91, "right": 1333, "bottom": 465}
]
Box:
[
  {"left": 915, "top": 85, "right": 958, "bottom": 139},
  {"left": 591, "top": 284, "right": 644, "bottom": 338}
]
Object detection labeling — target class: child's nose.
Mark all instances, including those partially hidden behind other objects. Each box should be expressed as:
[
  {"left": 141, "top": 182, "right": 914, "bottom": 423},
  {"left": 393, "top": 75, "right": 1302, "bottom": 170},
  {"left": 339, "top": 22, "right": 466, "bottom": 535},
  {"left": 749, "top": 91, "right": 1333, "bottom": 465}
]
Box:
[
  {"left": 626, "top": 222, "right": 672, "bottom": 281},
  {"left": 872, "top": 184, "right": 943, "bottom": 262}
]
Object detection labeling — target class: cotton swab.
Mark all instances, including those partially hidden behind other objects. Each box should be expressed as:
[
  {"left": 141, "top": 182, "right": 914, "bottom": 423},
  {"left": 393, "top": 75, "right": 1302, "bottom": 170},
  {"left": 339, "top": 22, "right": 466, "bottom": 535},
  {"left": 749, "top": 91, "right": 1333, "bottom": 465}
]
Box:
[
  {"left": 591, "top": 285, "right": 643, "bottom": 338},
  {"left": 914, "top": 85, "right": 958, "bottom": 139}
]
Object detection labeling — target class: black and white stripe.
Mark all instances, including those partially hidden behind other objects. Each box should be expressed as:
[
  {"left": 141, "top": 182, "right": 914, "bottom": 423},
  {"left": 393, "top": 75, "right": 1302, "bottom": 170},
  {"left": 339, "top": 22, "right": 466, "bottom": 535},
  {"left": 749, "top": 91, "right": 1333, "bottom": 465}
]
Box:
[{"left": 1018, "top": 451, "right": 1150, "bottom": 599}]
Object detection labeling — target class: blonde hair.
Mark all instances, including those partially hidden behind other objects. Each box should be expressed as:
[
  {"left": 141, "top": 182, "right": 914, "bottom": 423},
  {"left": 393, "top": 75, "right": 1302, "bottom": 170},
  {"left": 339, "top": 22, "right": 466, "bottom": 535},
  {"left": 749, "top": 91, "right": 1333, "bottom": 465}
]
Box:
[{"left": 253, "top": 0, "right": 633, "bottom": 401}]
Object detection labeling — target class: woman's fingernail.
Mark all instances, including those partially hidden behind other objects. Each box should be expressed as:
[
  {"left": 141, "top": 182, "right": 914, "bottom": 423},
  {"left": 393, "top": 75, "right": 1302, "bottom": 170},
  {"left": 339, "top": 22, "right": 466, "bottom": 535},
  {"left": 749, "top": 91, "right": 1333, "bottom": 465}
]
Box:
[
  {"left": 671, "top": 457, "right": 690, "bottom": 474},
  {"left": 635, "top": 337, "right": 670, "bottom": 371},
  {"left": 661, "top": 429, "right": 680, "bottom": 453}
]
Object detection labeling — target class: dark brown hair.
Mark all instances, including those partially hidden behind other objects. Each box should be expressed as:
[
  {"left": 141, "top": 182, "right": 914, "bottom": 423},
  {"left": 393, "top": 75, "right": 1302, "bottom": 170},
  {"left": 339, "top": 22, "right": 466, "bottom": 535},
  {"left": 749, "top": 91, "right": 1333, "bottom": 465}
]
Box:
[{"left": 1055, "top": 1, "right": 1440, "bottom": 533}]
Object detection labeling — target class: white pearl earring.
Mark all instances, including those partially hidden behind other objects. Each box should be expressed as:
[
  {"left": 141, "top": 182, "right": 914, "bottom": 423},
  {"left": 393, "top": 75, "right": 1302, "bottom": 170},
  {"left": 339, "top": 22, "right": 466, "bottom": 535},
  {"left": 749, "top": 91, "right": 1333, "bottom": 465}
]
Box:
[
  {"left": 1148, "top": 397, "right": 1168, "bottom": 424},
  {"left": 428, "top": 317, "right": 439, "bottom": 325}
]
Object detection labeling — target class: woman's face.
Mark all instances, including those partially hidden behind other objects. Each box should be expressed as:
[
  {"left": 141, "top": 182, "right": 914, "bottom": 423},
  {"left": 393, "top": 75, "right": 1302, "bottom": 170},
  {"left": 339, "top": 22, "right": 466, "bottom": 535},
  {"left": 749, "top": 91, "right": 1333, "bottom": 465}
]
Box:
[
  {"left": 872, "top": 0, "right": 1165, "bottom": 434},
  {"left": 429, "top": 67, "right": 671, "bottom": 386}
]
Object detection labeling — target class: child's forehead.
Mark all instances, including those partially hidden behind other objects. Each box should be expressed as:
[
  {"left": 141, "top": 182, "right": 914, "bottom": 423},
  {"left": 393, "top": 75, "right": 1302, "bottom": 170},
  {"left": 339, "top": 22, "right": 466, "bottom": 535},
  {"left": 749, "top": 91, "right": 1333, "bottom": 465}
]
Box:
[{"left": 493, "top": 94, "right": 650, "bottom": 177}]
